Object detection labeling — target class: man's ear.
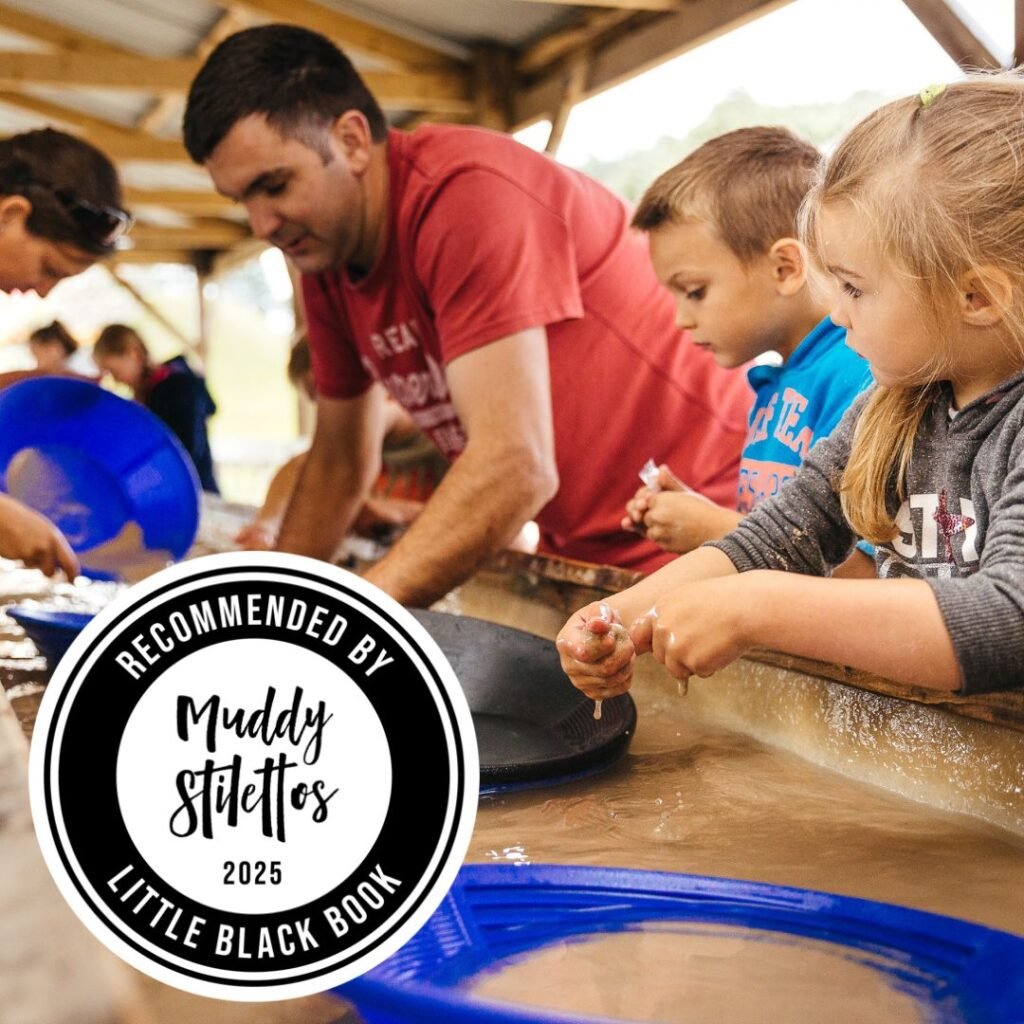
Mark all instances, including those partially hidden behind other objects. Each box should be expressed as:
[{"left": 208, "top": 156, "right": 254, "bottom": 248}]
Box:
[
  {"left": 767, "top": 237, "right": 808, "bottom": 297},
  {"left": 329, "top": 110, "right": 375, "bottom": 175},
  {"left": 958, "top": 267, "right": 1013, "bottom": 327},
  {"left": 0, "top": 194, "right": 31, "bottom": 232}
]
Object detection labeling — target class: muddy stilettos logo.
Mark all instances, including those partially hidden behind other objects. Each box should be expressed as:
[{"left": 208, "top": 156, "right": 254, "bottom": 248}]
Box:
[{"left": 29, "top": 552, "right": 478, "bottom": 1000}]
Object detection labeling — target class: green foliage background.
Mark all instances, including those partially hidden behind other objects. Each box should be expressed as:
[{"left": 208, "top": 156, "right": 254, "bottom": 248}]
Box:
[{"left": 575, "top": 89, "right": 891, "bottom": 201}]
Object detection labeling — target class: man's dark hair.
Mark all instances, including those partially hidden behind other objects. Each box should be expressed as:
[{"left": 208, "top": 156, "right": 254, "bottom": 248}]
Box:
[
  {"left": 0, "top": 129, "right": 124, "bottom": 255},
  {"left": 183, "top": 24, "right": 388, "bottom": 163}
]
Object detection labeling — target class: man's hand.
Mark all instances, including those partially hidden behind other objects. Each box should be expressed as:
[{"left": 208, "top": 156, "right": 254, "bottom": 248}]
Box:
[
  {"left": 556, "top": 601, "right": 635, "bottom": 700},
  {"left": 0, "top": 494, "right": 79, "bottom": 578}
]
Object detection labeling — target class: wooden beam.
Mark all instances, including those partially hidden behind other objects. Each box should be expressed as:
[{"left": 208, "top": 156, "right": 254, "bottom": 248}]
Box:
[
  {"left": 1015, "top": 0, "right": 1024, "bottom": 66},
  {"left": 0, "top": 52, "right": 473, "bottom": 113},
  {"left": 514, "top": 0, "right": 679, "bottom": 9},
  {"left": 104, "top": 265, "right": 201, "bottom": 354},
  {"left": 124, "top": 188, "right": 236, "bottom": 216},
  {"left": 0, "top": 90, "right": 187, "bottom": 160},
  {"left": 471, "top": 46, "right": 516, "bottom": 130},
  {"left": 515, "top": 0, "right": 792, "bottom": 129},
  {"left": 0, "top": 51, "right": 206, "bottom": 91},
  {"left": 0, "top": 2, "right": 131, "bottom": 56},
  {"left": 899, "top": 0, "right": 1001, "bottom": 70},
  {"left": 137, "top": 8, "right": 251, "bottom": 134},
  {"left": 109, "top": 248, "right": 196, "bottom": 265},
  {"left": 545, "top": 55, "right": 589, "bottom": 155},
  {"left": 129, "top": 221, "right": 249, "bottom": 248},
  {"left": 231, "top": 0, "right": 460, "bottom": 70},
  {"left": 518, "top": 11, "right": 636, "bottom": 76}
]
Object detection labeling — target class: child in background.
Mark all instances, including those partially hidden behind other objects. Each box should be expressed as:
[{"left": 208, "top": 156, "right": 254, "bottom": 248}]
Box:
[
  {"left": 28, "top": 321, "right": 80, "bottom": 373},
  {"left": 623, "top": 127, "right": 872, "bottom": 561},
  {"left": 93, "top": 323, "right": 220, "bottom": 494},
  {"left": 558, "top": 75, "right": 1024, "bottom": 698},
  {"left": 235, "top": 337, "right": 447, "bottom": 551}
]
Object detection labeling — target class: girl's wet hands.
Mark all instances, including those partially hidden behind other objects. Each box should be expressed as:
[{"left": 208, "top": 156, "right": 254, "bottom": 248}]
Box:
[
  {"left": 630, "top": 575, "right": 758, "bottom": 683},
  {"left": 556, "top": 602, "right": 635, "bottom": 699}
]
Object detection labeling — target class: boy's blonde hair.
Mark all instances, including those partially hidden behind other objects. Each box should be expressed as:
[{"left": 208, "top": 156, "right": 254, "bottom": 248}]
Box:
[
  {"left": 801, "top": 72, "right": 1024, "bottom": 543},
  {"left": 632, "top": 126, "right": 820, "bottom": 263}
]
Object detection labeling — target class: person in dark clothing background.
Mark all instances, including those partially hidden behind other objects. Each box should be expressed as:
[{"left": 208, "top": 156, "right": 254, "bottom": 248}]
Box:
[{"left": 93, "top": 323, "right": 220, "bottom": 493}]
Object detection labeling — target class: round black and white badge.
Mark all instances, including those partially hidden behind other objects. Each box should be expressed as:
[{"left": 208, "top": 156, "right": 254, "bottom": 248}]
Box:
[{"left": 29, "top": 552, "right": 478, "bottom": 1000}]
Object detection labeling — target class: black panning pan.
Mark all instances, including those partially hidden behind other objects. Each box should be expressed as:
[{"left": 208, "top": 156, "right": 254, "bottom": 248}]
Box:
[{"left": 410, "top": 609, "right": 636, "bottom": 793}]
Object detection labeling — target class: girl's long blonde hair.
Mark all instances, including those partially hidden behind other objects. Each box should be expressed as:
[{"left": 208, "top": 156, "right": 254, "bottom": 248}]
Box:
[{"left": 801, "top": 72, "right": 1024, "bottom": 543}]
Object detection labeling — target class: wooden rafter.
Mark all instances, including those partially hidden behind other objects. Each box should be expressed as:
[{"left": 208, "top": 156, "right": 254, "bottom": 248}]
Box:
[
  {"left": 515, "top": 0, "right": 792, "bottom": 129},
  {"left": 0, "top": 52, "right": 472, "bottom": 113},
  {"left": 231, "top": 0, "right": 461, "bottom": 70},
  {"left": 104, "top": 265, "right": 200, "bottom": 354},
  {"left": 0, "top": 90, "right": 187, "bottom": 160},
  {"left": 129, "top": 220, "right": 249, "bottom": 249},
  {"left": 136, "top": 7, "right": 252, "bottom": 135},
  {"left": 518, "top": 11, "right": 637, "bottom": 76},
  {"left": 514, "top": 0, "right": 679, "bottom": 10},
  {"left": 0, "top": 3, "right": 130, "bottom": 56},
  {"left": 124, "top": 188, "right": 237, "bottom": 216},
  {"left": 1015, "top": 0, "right": 1024, "bottom": 66},
  {"left": 110, "top": 248, "right": 200, "bottom": 265},
  {"left": 545, "top": 54, "right": 589, "bottom": 155},
  {"left": 899, "top": 0, "right": 1001, "bottom": 70}
]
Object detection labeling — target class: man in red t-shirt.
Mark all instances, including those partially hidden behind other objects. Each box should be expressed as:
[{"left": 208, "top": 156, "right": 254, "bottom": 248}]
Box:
[{"left": 185, "top": 25, "right": 751, "bottom": 606}]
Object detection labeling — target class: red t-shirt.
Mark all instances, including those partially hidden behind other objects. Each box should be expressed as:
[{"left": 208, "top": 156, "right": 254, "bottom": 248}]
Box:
[{"left": 302, "top": 125, "right": 751, "bottom": 572}]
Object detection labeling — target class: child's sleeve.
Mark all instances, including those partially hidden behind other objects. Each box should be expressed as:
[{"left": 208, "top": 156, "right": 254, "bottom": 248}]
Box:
[
  {"left": 707, "top": 396, "right": 868, "bottom": 575},
  {"left": 928, "top": 436, "right": 1024, "bottom": 694}
]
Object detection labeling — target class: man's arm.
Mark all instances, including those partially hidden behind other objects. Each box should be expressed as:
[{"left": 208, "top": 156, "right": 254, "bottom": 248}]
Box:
[
  {"left": 275, "top": 387, "right": 387, "bottom": 560},
  {"left": 363, "top": 327, "right": 558, "bottom": 607}
]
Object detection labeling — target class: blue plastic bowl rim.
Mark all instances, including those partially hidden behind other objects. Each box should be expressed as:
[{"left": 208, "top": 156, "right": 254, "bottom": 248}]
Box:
[
  {"left": 7, "top": 606, "right": 96, "bottom": 630},
  {"left": 338, "top": 862, "right": 1024, "bottom": 1024}
]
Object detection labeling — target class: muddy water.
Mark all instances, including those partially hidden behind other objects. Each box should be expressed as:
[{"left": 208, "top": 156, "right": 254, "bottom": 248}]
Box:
[
  {"left": 472, "top": 926, "right": 932, "bottom": 1023},
  {"left": 468, "top": 688, "right": 1024, "bottom": 935}
]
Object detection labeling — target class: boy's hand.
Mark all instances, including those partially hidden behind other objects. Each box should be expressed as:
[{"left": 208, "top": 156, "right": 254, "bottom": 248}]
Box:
[
  {"left": 629, "top": 492, "right": 742, "bottom": 554},
  {"left": 556, "top": 601, "right": 635, "bottom": 699},
  {"left": 0, "top": 495, "right": 79, "bottom": 578},
  {"left": 631, "top": 575, "right": 759, "bottom": 683},
  {"left": 623, "top": 463, "right": 689, "bottom": 534}
]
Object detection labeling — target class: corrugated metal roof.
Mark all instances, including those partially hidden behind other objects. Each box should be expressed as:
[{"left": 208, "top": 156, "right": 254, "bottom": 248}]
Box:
[
  {"left": 0, "top": 0, "right": 798, "bottom": 256},
  {"left": 321, "top": 0, "right": 573, "bottom": 52},
  {"left": 5, "top": 0, "right": 220, "bottom": 57}
]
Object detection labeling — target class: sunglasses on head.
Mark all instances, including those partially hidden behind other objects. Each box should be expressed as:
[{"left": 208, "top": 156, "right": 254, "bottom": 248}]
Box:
[{"left": 5, "top": 172, "right": 133, "bottom": 249}]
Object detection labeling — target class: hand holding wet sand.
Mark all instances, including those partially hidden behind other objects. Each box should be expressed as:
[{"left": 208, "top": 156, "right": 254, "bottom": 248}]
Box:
[{"left": 556, "top": 602, "right": 635, "bottom": 710}]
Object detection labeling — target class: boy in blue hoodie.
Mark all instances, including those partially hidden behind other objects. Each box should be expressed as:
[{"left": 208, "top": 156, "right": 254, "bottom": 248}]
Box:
[{"left": 625, "top": 127, "right": 872, "bottom": 567}]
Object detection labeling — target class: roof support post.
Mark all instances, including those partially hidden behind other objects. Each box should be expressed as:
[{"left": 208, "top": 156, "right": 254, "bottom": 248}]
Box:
[
  {"left": 545, "top": 53, "right": 589, "bottom": 156},
  {"left": 899, "top": 0, "right": 1001, "bottom": 69},
  {"left": 471, "top": 45, "right": 516, "bottom": 131}
]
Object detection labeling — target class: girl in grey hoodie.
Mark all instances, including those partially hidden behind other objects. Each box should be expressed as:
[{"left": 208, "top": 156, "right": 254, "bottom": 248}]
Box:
[{"left": 558, "top": 73, "right": 1024, "bottom": 698}]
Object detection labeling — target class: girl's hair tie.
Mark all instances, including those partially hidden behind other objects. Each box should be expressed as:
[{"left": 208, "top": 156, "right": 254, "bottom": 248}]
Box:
[{"left": 919, "top": 83, "right": 947, "bottom": 108}]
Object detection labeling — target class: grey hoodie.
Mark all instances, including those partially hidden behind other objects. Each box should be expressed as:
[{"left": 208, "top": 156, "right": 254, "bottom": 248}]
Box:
[{"left": 709, "top": 373, "right": 1024, "bottom": 694}]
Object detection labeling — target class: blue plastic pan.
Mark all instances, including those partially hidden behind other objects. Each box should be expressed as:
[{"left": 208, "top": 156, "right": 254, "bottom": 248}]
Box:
[{"left": 338, "top": 863, "right": 1024, "bottom": 1023}]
